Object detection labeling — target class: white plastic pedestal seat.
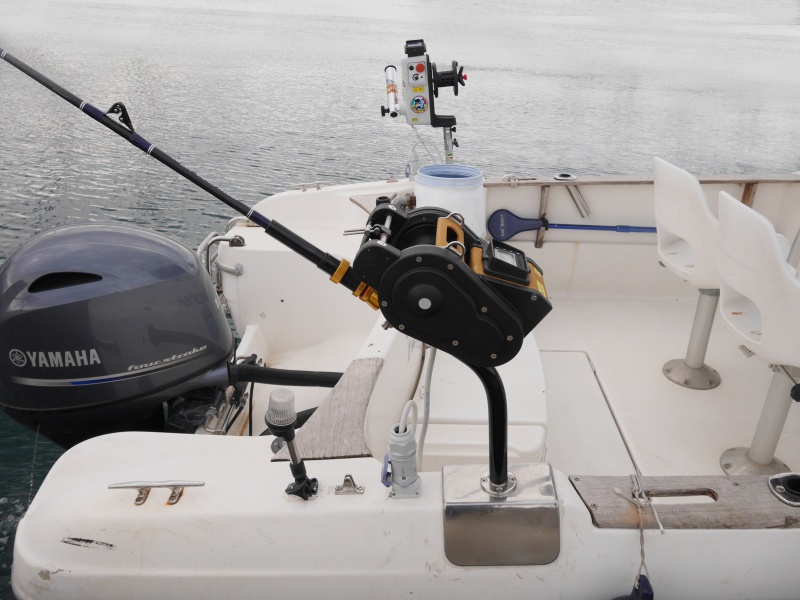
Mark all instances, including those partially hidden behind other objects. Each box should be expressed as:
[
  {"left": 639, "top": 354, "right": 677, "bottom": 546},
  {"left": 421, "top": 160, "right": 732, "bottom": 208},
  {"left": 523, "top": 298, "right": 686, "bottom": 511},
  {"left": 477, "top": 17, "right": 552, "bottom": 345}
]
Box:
[
  {"left": 653, "top": 157, "right": 721, "bottom": 390},
  {"left": 717, "top": 191, "right": 798, "bottom": 475}
]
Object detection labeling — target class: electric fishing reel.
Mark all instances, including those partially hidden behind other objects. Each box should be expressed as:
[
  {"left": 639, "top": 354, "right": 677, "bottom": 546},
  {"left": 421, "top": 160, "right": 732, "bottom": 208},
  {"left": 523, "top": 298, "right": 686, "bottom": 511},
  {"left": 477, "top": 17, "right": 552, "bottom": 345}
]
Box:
[{"left": 351, "top": 202, "right": 552, "bottom": 367}]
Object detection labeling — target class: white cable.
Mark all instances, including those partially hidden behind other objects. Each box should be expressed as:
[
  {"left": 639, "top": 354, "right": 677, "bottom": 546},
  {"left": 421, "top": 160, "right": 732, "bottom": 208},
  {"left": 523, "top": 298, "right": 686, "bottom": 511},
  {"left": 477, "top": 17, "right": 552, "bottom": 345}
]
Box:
[
  {"left": 399, "top": 399, "right": 417, "bottom": 435},
  {"left": 412, "top": 126, "right": 443, "bottom": 165},
  {"left": 417, "top": 347, "right": 436, "bottom": 470}
]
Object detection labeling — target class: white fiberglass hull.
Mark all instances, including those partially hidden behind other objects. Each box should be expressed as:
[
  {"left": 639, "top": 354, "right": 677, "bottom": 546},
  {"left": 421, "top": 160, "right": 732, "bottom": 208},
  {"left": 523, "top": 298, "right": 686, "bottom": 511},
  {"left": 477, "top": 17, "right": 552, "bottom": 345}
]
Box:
[
  {"left": 12, "top": 431, "right": 800, "bottom": 600},
  {"left": 12, "top": 173, "right": 800, "bottom": 599}
]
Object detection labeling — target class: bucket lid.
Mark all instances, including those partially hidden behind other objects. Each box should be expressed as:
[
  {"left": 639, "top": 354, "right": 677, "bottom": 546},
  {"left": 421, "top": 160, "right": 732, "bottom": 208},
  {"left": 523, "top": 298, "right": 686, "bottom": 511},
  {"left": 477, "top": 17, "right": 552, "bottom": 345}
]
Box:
[{"left": 415, "top": 165, "right": 483, "bottom": 187}]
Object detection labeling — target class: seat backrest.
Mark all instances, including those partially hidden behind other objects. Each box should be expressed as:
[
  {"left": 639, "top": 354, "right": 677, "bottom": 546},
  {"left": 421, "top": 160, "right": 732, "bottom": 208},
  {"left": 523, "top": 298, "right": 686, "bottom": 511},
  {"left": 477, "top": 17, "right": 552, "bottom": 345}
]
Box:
[
  {"left": 653, "top": 158, "right": 719, "bottom": 288},
  {"left": 718, "top": 191, "right": 800, "bottom": 366}
]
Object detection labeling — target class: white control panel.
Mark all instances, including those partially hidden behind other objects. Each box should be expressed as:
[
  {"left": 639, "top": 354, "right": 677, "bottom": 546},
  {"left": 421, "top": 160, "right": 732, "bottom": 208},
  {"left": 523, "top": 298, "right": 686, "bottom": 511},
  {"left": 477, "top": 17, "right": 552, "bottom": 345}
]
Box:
[{"left": 400, "top": 55, "right": 431, "bottom": 126}]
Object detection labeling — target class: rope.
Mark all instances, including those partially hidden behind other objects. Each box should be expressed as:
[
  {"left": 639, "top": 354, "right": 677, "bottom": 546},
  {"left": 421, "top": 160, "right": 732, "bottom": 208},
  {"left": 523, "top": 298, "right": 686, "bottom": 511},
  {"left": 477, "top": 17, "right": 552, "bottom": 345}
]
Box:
[{"left": 612, "top": 474, "right": 665, "bottom": 590}]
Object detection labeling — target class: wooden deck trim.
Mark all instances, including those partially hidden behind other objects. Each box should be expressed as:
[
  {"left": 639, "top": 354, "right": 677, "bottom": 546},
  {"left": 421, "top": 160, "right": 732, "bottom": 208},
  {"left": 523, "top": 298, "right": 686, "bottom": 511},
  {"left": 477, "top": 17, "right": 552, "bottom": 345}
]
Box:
[
  {"left": 741, "top": 182, "right": 758, "bottom": 207},
  {"left": 570, "top": 475, "right": 800, "bottom": 529},
  {"left": 272, "top": 357, "right": 384, "bottom": 461}
]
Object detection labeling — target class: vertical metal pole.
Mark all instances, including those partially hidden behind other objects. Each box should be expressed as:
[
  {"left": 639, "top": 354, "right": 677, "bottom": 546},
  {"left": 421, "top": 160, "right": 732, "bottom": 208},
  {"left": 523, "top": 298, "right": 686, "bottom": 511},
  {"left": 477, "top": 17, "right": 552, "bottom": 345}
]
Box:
[
  {"left": 443, "top": 127, "right": 454, "bottom": 164},
  {"left": 748, "top": 369, "right": 794, "bottom": 465},
  {"left": 684, "top": 288, "right": 720, "bottom": 369}
]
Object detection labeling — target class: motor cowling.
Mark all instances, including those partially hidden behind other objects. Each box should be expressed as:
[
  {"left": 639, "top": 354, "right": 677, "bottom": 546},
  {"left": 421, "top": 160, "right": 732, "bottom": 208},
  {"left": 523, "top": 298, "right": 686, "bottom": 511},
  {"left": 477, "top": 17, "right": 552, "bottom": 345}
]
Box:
[{"left": 0, "top": 223, "right": 234, "bottom": 439}]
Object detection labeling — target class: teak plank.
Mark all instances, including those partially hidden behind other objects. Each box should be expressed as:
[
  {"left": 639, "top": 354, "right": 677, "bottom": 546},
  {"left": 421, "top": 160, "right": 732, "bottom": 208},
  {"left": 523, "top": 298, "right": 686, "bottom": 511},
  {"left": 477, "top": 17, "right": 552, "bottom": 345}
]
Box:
[
  {"left": 570, "top": 475, "right": 800, "bottom": 529},
  {"left": 272, "top": 357, "right": 384, "bottom": 461}
]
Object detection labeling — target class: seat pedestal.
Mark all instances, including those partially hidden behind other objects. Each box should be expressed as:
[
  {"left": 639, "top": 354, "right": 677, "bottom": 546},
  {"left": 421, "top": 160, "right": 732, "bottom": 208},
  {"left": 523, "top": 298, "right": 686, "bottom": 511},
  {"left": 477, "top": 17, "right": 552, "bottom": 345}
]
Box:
[
  {"left": 721, "top": 368, "right": 792, "bottom": 475},
  {"left": 663, "top": 288, "right": 721, "bottom": 390}
]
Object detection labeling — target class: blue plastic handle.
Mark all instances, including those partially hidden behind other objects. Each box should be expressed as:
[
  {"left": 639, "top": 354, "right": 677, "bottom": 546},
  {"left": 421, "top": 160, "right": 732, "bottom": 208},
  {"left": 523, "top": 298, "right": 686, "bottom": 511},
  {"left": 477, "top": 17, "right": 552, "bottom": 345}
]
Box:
[
  {"left": 487, "top": 210, "right": 545, "bottom": 241},
  {"left": 487, "top": 209, "right": 656, "bottom": 241}
]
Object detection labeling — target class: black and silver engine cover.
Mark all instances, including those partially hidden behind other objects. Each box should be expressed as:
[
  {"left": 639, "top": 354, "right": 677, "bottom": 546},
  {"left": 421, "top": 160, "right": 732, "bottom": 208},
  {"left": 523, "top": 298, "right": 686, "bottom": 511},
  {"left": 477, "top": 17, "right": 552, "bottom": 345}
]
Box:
[{"left": 0, "top": 223, "right": 234, "bottom": 434}]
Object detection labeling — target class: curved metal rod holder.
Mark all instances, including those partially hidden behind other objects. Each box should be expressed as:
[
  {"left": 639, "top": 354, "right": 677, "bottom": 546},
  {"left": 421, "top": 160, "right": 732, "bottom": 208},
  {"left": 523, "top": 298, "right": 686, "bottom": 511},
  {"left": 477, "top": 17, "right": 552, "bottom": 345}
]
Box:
[{"left": 467, "top": 364, "right": 508, "bottom": 490}]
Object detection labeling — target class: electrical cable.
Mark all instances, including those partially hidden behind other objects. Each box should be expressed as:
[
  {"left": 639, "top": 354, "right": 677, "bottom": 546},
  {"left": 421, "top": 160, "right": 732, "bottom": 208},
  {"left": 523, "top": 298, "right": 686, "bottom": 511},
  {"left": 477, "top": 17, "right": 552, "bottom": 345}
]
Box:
[
  {"left": 417, "top": 347, "right": 436, "bottom": 470},
  {"left": 398, "top": 399, "right": 418, "bottom": 434},
  {"left": 412, "top": 126, "right": 443, "bottom": 164}
]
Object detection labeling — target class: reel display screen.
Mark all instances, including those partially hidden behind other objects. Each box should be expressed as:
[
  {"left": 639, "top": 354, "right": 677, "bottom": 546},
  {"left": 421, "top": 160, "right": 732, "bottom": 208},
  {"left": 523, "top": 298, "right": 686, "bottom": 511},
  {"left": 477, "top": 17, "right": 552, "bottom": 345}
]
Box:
[{"left": 484, "top": 240, "right": 530, "bottom": 286}]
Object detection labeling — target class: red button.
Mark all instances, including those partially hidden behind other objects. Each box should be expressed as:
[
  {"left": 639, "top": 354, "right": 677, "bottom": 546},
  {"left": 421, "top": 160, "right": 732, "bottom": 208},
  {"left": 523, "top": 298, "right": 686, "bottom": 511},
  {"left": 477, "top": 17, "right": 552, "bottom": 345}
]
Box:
[{"left": 415, "top": 63, "right": 425, "bottom": 73}]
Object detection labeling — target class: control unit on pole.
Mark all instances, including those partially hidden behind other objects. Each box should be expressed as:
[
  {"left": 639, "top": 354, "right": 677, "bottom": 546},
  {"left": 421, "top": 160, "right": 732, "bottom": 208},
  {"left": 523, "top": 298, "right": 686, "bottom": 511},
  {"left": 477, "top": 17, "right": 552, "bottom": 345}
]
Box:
[{"left": 382, "top": 39, "right": 467, "bottom": 163}]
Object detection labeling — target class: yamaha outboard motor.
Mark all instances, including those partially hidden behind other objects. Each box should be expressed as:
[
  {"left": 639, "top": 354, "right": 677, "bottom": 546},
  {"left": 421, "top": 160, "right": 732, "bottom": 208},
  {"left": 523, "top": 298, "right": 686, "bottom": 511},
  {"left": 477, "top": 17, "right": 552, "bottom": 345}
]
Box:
[{"left": 0, "top": 223, "right": 234, "bottom": 445}]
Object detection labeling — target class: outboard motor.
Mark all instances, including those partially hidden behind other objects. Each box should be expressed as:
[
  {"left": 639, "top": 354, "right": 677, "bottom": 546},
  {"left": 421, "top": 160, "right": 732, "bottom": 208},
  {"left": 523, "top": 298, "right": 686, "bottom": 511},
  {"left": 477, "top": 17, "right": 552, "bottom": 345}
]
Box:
[{"left": 0, "top": 223, "right": 234, "bottom": 444}]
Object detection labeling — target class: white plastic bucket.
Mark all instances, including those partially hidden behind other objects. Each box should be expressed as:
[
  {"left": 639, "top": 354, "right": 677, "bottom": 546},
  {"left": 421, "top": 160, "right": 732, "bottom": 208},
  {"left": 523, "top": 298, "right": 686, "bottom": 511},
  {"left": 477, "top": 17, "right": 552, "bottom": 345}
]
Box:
[{"left": 414, "top": 165, "right": 487, "bottom": 237}]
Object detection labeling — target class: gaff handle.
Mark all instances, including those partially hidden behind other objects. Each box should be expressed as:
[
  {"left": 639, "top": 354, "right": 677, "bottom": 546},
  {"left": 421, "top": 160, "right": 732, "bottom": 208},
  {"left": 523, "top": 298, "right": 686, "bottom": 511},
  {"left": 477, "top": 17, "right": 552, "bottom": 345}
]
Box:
[
  {"left": 487, "top": 210, "right": 547, "bottom": 241},
  {"left": 488, "top": 209, "right": 656, "bottom": 241}
]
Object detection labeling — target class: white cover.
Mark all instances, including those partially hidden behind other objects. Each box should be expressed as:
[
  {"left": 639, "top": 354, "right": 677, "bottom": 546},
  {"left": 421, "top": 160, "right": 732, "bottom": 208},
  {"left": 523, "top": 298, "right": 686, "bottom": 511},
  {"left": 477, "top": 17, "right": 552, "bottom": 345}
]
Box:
[
  {"left": 653, "top": 158, "right": 719, "bottom": 288},
  {"left": 718, "top": 191, "right": 800, "bottom": 366}
]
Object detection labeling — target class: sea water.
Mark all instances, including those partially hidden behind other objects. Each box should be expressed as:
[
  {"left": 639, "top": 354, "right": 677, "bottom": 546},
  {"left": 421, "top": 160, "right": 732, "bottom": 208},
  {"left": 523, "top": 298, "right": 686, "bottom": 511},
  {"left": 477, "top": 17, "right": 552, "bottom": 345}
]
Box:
[{"left": 1, "top": 0, "right": 800, "bottom": 595}]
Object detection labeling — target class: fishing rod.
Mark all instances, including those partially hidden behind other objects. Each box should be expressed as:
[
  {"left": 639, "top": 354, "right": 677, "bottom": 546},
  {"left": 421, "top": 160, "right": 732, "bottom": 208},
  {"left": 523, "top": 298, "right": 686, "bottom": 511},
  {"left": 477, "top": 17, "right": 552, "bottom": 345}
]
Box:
[
  {"left": 0, "top": 48, "right": 374, "bottom": 306},
  {"left": 487, "top": 208, "right": 657, "bottom": 242},
  {"left": 1, "top": 41, "right": 552, "bottom": 493}
]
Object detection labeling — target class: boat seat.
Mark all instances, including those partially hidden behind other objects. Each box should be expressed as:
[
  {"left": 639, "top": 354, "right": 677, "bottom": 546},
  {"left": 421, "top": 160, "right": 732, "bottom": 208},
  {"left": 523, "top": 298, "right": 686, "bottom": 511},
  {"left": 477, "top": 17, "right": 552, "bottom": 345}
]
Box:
[
  {"left": 653, "top": 157, "right": 721, "bottom": 390},
  {"left": 718, "top": 191, "right": 799, "bottom": 474}
]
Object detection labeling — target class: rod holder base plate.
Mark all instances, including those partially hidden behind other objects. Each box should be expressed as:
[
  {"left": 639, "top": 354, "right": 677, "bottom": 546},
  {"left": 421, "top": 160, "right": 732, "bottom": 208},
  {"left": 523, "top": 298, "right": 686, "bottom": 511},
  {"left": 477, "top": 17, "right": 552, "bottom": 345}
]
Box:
[{"left": 443, "top": 463, "right": 559, "bottom": 566}]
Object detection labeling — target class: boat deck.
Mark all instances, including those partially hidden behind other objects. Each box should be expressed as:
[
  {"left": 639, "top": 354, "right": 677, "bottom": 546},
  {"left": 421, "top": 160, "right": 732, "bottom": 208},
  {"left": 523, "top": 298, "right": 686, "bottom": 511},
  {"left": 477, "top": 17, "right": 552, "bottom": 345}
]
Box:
[
  {"left": 216, "top": 177, "right": 800, "bottom": 481},
  {"left": 538, "top": 293, "right": 794, "bottom": 478}
]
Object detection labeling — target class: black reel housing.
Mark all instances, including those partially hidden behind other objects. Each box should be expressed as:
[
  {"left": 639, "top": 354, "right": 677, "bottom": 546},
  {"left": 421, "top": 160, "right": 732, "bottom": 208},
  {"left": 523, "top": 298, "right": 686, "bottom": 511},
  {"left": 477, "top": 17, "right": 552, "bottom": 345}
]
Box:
[
  {"left": 0, "top": 223, "right": 234, "bottom": 442},
  {"left": 353, "top": 203, "right": 551, "bottom": 367}
]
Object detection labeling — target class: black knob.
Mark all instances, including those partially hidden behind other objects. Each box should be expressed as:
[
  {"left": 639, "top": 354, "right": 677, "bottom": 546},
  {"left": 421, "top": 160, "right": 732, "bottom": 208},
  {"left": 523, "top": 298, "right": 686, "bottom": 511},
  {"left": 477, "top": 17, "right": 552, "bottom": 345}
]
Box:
[
  {"left": 791, "top": 383, "right": 800, "bottom": 402},
  {"left": 381, "top": 106, "right": 390, "bottom": 117}
]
